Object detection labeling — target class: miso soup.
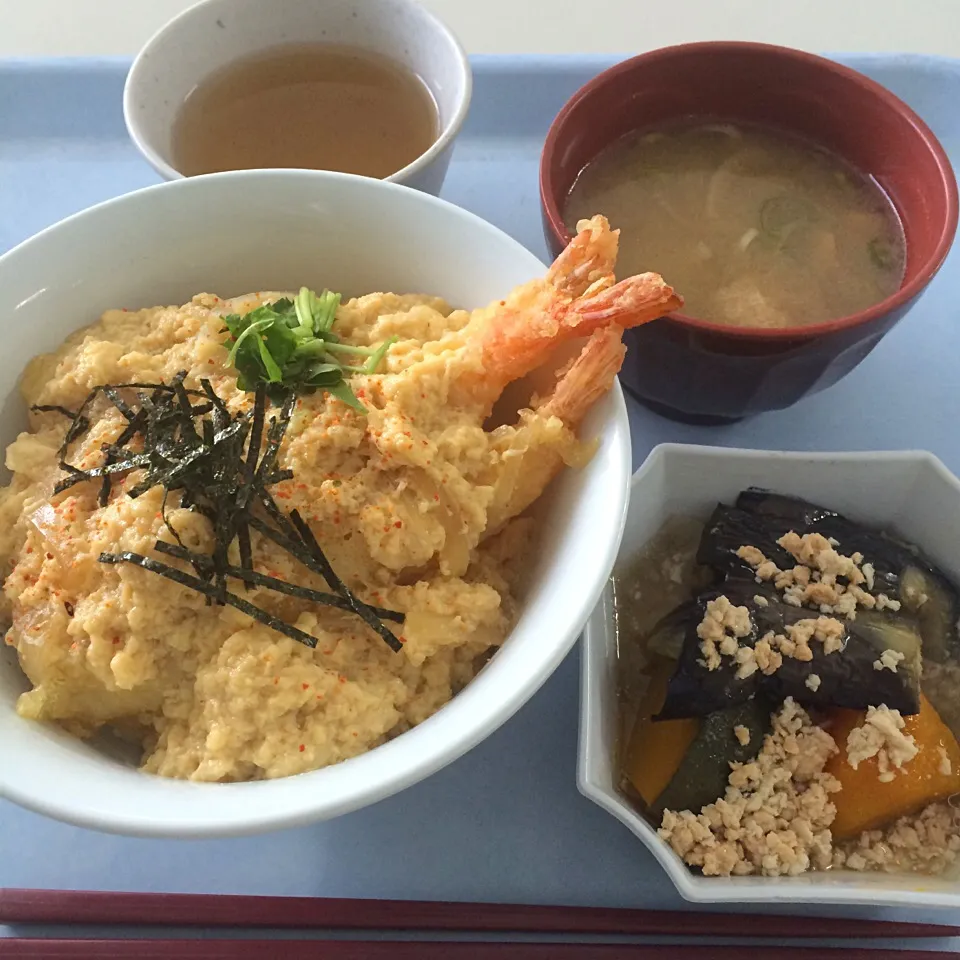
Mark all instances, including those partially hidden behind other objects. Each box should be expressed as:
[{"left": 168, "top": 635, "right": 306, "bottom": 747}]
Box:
[{"left": 564, "top": 122, "right": 907, "bottom": 329}]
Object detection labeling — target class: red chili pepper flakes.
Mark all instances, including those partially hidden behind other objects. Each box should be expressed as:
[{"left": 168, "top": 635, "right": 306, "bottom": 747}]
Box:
[
  {"left": 45, "top": 552, "right": 53, "bottom": 560},
  {"left": 112, "top": 636, "right": 121, "bottom": 644},
  {"left": 299, "top": 744, "right": 305, "bottom": 752},
  {"left": 338, "top": 675, "right": 346, "bottom": 684},
  {"left": 25, "top": 547, "right": 33, "bottom": 554},
  {"left": 433, "top": 494, "right": 440, "bottom": 501},
  {"left": 394, "top": 521, "right": 402, "bottom": 529},
  {"left": 302, "top": 682, "right": 310, "bottom": 690},
  {"left": 273, "top": 678, "right": 279, "bottom": 685},
  {"left": 399, "top": 636, "right": 407, "bottom": 644},
  {"left": 316, "top": 693, "right": 324, "bottom": 700}
]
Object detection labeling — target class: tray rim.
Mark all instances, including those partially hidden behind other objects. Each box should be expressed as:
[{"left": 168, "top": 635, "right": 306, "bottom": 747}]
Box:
[
  {"left": 4, "top": 45, "right": 960, "bottom": 922},
  {"left": 2, "top": 49, "right": 959, "bottom": 71}
]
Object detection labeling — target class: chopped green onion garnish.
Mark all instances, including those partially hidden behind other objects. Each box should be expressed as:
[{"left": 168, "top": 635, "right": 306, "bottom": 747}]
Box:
[
  {"left": 294, "top": 287, "right": 317, "bottom": 335},
  {"left": 222, "top": 288, "right": 394, "bottom": 412},
  {"left": 365, "top": 336, "right": 398, "bottom": 374}
]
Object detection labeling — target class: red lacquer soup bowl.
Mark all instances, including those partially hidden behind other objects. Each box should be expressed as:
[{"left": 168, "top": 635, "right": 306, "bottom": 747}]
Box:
[{"left": 540, "top": 42, "right": 958, "bottom": 423}]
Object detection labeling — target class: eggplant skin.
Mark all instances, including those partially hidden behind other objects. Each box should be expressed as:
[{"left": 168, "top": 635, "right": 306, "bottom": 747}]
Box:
[
  {"left": 646, "top": 490, "right": 954, "bottom": 720},
  {"left": 701, "top": 489, "right": 960, "bottom": 663},
  {"left": 653, "top": 583, "right": 922, "bottom": 720},
  {"left": 653, "top": 595, "right": 760, "bottom": 721}
]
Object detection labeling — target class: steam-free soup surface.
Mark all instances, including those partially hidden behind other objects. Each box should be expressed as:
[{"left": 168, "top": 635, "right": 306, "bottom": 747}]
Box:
[
  {"left": 173, "top": 43, "right": 438, "bottom": 179},
  {"left": 564, "top": 122, "right": 906, "bottom": 329}
]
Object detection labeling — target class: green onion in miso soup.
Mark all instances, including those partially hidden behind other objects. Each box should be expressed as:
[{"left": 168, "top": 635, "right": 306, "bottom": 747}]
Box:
[{"left": 563, "top": 121, "right": 907, "bottom": 329}]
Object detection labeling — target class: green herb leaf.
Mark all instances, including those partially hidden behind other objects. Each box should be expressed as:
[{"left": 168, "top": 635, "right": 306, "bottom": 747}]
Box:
[
  {"left": 226, "top": 317, "right": 272, "bottom": 367},
  {"left": 305, "top": 363, "right": 342, "bottom": 387},
  {"left": 292, "top": 339, "right": 331, "bottom": 361},
  {"left": 271, "top": 297, "right": 296, "bottom": 318},
  {"left": 327, "top": 380, "right": 366, "bottom": 413},
  {"left": 257, "top": 336, "right": 283, "bottom": 383},
  {"left": 261, "top": 319, "right": 299, "bottom": 368}
]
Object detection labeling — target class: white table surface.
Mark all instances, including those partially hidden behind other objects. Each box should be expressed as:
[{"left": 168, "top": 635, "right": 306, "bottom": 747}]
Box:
[{"left": 2, "top": 0, "right": 959, "bottom": 58}]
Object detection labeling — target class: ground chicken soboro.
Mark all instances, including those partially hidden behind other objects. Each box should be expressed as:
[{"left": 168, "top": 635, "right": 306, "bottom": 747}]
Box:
[
  {"left": 0, "top": 216, "right": 682, "bottom": 782},
  {"left": 623, "top": 498, "right": 960, "bottom": 879}
]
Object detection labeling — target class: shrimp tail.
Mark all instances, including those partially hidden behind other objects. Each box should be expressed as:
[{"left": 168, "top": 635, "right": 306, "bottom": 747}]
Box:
[
  {"left": 454, "top": 215, "right": 682, "bottom": 411},
  {"left": 561, "top": 273, "right": 684, "bottom": 334},
  {"left": 475, "top": 273, "right": 681, "bottom": 396},
  {"left": 538, "top": 325, "right": 627, "bottom": 427},
  {"left": 547, "top": 214, "right": 621, "bottom": 298}
]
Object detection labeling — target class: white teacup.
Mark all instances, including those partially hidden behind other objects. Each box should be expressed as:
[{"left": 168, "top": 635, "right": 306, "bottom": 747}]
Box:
[{"left": 123, "top": 0, "right": 472, "bottom": 196}]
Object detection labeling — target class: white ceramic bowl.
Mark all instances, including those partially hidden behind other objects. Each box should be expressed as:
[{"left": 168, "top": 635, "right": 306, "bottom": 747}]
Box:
[
  {"left": 581, "top": 443, "right": 960, "bottom": 909},
  {"left": 123, "top": 0, "right": 472, "bottom": 195},
  {"left": 0, "top": 169, "right": 631, "bottom": 837}
]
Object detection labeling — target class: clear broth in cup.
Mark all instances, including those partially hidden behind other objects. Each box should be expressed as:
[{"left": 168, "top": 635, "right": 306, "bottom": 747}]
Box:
[{"left": 173, "top": 43, "right": 439, "bottom": 179}]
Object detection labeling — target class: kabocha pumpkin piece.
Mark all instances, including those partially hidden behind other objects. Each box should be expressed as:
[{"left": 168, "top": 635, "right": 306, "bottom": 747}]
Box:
[
  {"left": 651, "top": 699, "right": 770, "bottom": 819},
  {"left": 826, "top": 693, "right": 960, "bottom": 840},
  {"left": 622, "top": 658, "right": 699, "bottom": 807}
]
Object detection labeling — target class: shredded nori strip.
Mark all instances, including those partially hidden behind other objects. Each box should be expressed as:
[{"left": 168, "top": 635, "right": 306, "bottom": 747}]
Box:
[
  {"left": 238, "top": 384, "right": 268, "bottom": 581},
  {"left": 289, "top": 508, "right": 403, "bottom": 652},
  {"left": 31, "top": 403, "right": 85, "bottom": 424},
  {"left": 45, "top": 376, "right": 403, "bottom": 650},
  {"left": 99, "top": 551, "right": 319, "bottom": 649},
  {"left": 99, "top": 409, "right": 146, "bottom": 506},
  {"left": 153, "top": 540, "right": 403, "bottom": 620}
]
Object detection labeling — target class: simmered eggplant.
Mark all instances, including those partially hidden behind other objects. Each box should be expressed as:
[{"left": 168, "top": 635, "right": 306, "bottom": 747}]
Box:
[
  {"left": 899, "top": 564, "right": 959, "bottom": 663},
  {"left": 654, "top": 579, "right": 922, "bottom": 720},
  {"left": 614, "top": 491, "right": 960, "bottom": 879},
  {"left": 643, "top": 603, "right": 693, "bottom": 662},
  {"left": 697, "top": 489, "right": 960, "bottom": 662}
]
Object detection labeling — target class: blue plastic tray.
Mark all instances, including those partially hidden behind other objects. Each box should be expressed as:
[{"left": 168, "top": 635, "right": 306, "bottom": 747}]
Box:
[{"left": 3, "top": 53, "right": 960, "bottom": 947}]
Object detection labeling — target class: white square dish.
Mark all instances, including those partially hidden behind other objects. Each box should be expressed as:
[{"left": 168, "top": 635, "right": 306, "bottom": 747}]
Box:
[{"left": 580, "top": 443, "right": 960, "bottom": 907}]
